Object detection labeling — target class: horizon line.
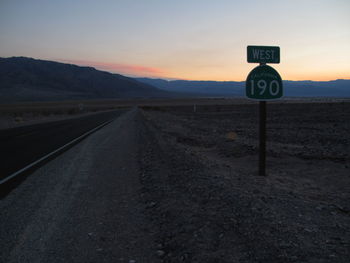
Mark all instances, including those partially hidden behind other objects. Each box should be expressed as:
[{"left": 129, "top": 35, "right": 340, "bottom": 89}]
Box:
[
  {"left": 2, "top": 56, "right": 349, "bottom": 83},
  {"left": 132, "top": 76, "right": 350, "bottom": 83}
]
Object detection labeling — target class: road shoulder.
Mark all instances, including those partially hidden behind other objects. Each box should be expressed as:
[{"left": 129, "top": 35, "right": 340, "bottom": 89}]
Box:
[{"left": 1, "top": 108, "right": 159, "bottom": 263}]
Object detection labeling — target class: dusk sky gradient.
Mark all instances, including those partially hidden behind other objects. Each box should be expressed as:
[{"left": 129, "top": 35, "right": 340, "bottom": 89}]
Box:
[{"left": 1, "top": 0, "right": 349, "bottom": 81}]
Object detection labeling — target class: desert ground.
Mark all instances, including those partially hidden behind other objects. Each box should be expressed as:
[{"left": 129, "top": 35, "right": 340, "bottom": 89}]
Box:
[
  {"left": 1, "top": 98, "right": 349, "bottom": 262},
  {"left": 0, "top": 97, "right": 346, "bottom": 129},
  {"left": 138, "top": 99, "right": 350, "bottom": 262}
]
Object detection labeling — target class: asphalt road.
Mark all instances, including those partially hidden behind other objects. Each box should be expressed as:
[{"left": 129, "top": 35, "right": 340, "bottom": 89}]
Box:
[
  {"left": 0, "top": 108, "right": 159, "bottom": 263},
  {"left": 0, "top": 110, "right": 123, "bottom": 182}
]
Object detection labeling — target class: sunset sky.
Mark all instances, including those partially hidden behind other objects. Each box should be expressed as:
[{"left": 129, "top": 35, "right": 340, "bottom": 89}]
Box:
[{"left": 0, "top": 0, "right": 349, "bottom": 81}]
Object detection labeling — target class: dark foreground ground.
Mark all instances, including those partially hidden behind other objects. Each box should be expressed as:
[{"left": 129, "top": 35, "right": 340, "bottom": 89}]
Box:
[
  {"left": 1, "top": 100, "right": 349, "bottom": 262},
  {"left": 139, "top": 101, "right": 350, "bottom": 262}
]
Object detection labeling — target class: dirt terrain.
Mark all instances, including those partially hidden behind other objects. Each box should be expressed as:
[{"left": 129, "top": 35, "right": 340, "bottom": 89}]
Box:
[
  {"left": 1, "top": 101, "right": 349, "bottom": 263},
  {"left": 138, "top": 101, "right": 350, "bottom": 262}
]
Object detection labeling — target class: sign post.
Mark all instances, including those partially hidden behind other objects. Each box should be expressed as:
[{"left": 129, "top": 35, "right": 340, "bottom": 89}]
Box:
[
  {"left": 259, "top": 100, "right": 266, "bottom": 176},
  {"left": 246, "top": 46, "right": 283, "bottom": 176}
]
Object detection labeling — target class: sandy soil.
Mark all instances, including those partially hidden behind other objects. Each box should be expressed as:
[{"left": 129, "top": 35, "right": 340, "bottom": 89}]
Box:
[{"left": 138, "top": 102, "right": 350, "bottom": 262}]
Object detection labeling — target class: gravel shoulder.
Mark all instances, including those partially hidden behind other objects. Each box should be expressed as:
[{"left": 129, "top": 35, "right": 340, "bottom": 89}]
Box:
[{"left": 0, "top": 108, "right": 160, "bottom": 263}]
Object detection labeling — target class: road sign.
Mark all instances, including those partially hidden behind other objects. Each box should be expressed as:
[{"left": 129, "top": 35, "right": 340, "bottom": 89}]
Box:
[
  {"left": 246, "top": 65, "right": 283, "bottom": 100},
  {"left": 245, "top": 45, "right": 283, "bottom": 176},
  {"left": 247, "top": 46, "right": 280, "bottom": 64}
]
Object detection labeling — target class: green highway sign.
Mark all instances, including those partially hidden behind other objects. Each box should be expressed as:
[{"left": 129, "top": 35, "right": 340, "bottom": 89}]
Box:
[
  {"left": 245, "top": 45, "right": 283, "bottom": 176},
  {"left": 247, "top": 46, "right": 280, "bottom": 64},
  {"left": 246, "top": 65, "right": 283, "bottom": 100}
]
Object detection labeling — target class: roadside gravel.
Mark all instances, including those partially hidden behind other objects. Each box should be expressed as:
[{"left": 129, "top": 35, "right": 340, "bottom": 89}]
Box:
[{"left": 0, "top": 108, "right": 160, "bottom": 263}]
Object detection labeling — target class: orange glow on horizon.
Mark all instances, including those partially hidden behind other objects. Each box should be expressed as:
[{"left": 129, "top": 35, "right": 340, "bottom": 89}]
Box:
[
  {"left": 59, "top": 59, "right": 167, "bottom": 78},
  {"left": 57, "top": 59, "right": 349, "bottom": 82}
]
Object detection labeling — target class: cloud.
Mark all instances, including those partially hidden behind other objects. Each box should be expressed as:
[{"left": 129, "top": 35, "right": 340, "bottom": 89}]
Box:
[{"left": 58, "top": 59, "right": 165, "bottom": 77}]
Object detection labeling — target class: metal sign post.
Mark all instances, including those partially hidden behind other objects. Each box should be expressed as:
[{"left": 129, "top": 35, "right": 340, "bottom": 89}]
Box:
[
  {"left": 259, "top": 99, "right": 266, "bottom": 176},
  {"left": 246, "top": 46, "right": 283, "bottom": 176}
]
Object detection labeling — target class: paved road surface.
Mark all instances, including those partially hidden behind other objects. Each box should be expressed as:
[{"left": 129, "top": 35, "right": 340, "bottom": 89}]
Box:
[
  {"left": 0, "top": 108, "right": 159, "bottom": 263},
  {"left": 0, "top": 110, "right": 122, "bottom": 181}
]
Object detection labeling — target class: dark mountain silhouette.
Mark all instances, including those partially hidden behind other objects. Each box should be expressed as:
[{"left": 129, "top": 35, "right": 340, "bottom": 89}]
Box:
[
  {"left": 137, "top": 78, "right": 350, "bottom": 97},
  {"left": 0, "top": 57, "right": 169, "bottom": 102},
  {"left": 1, "top": 57, "right": 348, "bottom": 102}
]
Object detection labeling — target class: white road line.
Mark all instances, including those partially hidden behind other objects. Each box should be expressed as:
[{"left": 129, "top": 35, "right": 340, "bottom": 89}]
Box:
[{"left": 0, "top": 119, "right": 114, "bottom": 185}]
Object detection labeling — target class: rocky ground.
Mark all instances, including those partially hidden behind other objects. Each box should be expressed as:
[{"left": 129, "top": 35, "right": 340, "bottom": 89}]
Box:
[
  {"left": 137, "top": 101, "right": 350, "bottom": 262},
  {"left": 1, "top": 101, "right": 349, "bottom": 263}
]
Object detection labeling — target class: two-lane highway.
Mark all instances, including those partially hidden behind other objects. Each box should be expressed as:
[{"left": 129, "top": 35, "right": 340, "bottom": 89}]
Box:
[{"left": 0, "top": 109, "right": 124, "bottom": 185}]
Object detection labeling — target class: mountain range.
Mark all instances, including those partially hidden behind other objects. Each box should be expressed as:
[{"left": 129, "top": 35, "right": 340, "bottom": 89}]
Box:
[
  {"left": 0, "top": 57, "right": 349, "bottom": 103},
  {"left": 0, "top": 57, "right": 168, "bottom": 102},
  {"left": 136, "top": 78, "right": 350, "bottom": 97}
]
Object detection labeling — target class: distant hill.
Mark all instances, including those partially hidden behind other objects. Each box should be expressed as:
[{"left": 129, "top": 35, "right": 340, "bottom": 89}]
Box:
[
  {"left": 0, "top": 57, "right": 169, "bottom": 102},
  {"left": 2, "top": 57, "right": 348, "bottom": 103},
  {"left": 137, "top": 78, "right": 350, "bottom": 97}
]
